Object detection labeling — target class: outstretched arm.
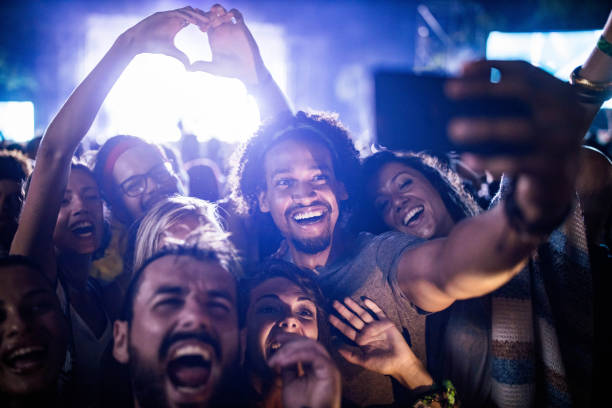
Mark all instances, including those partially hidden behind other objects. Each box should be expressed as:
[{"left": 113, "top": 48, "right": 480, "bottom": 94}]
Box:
[
  {"left": 186, "top": 5, "right": 291, "bottom": 121},
  {"left": 10, "top": 8, "right": 199, "bottom": 280},
  {"left": 398, "top": 60, "right": 588, "bottom": 313},
  {"left": 574, "top": 10, "right": 612, "bottom": 123}
]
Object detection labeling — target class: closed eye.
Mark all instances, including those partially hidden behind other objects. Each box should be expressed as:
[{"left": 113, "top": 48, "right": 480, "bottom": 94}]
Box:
[
  {"left": 399, "top": 179, "right": 412, "bottom": 190},
  {"left": 154, "top": 297, "right": 184, "bottom": 310}
]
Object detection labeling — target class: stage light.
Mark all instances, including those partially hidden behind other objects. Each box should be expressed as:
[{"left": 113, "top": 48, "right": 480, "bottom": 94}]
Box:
[
  {"left": 79, "top": 14, "right": 287, "bottom": 145},
  {"left": 486, "top": 29, "right": 610, "bottom": 108},
  {"left": 0, "top": 101, "right": 34, "bottom": 143}
]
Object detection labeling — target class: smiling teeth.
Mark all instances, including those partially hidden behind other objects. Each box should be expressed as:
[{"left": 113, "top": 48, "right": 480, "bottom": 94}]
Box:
[
  {"left": 293, "top": 210, "right": 323, "bottom": 221},
  {"left": 173, "top": 345, "right": 211, "bottom": 361},
  {"left": 403, "top": 206, "right": 424, "bottom": 225},
  {"left": 270, "top": 343, "right": 281, "bottom": 351},
  {"left": 8, "top": 346, "right": 44, "bottom": 360},
  {"left": 72, "top": 221, "right": 93, "bottom": 230}
]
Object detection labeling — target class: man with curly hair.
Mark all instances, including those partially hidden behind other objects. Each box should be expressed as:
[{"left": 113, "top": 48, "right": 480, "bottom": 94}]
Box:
[{"left": 230, "top": 59, "right": 591, "bottom": 405}]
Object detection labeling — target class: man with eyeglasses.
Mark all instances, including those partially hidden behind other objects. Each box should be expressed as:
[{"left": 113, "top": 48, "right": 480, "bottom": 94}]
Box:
[{"left": 45, "top": 5, "right": 290, "bottom": 280}]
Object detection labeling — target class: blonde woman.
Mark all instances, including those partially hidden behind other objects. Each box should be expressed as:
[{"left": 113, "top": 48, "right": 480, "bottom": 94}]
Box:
[{"left": 130, "top": 195, "right": 226, "bottom": 273}]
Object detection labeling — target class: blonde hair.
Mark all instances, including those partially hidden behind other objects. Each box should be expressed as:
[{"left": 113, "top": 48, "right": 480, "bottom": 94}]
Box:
[{"left": 132, "top": 196, "right": 225, "bottom": 273}]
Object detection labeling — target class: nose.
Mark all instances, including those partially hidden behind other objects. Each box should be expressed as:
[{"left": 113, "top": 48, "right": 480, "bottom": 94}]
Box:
[
  {"left": 278, "top": 315, "right": 303, "bottom": 334},
  {"left": 291, "top": 181, "right": 316, "bottom": 202},
  {"left": 391, "top": 192, "right": 408, "bottom": 213},
  {"left": 70, "top": 194, "right": 88, "bottom": 216},
  {"left": 4, "top": 306, "right": 26, "bottom": 339},
  {"left": 177, "top": 297, "right": 210, "bottom": 331}
]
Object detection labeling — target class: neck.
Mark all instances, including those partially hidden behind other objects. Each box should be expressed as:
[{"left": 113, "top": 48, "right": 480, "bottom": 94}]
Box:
[
  {"left": 57, "top": 252, "right": 92, "bottom": 289},
  {"left": 287, "top": 228, "right": 350, "bottom": 270}
]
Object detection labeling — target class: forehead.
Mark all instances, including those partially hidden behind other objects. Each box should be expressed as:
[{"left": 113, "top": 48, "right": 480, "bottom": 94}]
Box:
[
  {"left": 68, "top": 167, "right": 98, "bottom": 190},
  {"left": 112, "top": 145, "right": 165, "bottom": 183},
  {"left": 373, "top": 161, "right": 433, "bottom": 193},
  {"left": 263, "top": 138, "right": 334, "bottom": 177},
  {"left": 135, "top": 255, "right": 236, "bottom": 302},
  {"left": 0, "top": 266, "right": 53, "bottom": 300},
  {"left": 250, "top": 277, "right": 311, "bottom": 305}
]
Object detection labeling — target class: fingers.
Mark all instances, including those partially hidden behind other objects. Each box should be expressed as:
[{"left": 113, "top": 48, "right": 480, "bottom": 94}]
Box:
[
  {"left": 344, "top": 297, "right": 375, "bottom": 323},
  {"left": 163, "top": 45, "right": 190, "bottom": 70},
  {"left": 329, "top": 314, "right": 357, "bottom": 341},
  {"left": 268, "top": 337, "right": 333, "bottom": 375},
  {"left": 177, "top": 8, "right": 212, "bottom": 31},
  {"left": 362, "top": 298, "right": 387, "bottom": 320},
  {"left": 448, "top": 118, "right": 536, "bottom": 146},
  {"left": 332, "top": 298, "right": 373, "bottom": 331}
]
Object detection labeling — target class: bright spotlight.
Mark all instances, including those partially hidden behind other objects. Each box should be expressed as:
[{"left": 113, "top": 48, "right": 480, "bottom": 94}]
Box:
[
  {"left": 486, "top": 29, "right": 610, "bottom": 108},
  {"left": 79, "top": 14, "right": 288, "bottom": 145},
  {"left": 0, "top": 101, "right": 35, "bottom": 143}
]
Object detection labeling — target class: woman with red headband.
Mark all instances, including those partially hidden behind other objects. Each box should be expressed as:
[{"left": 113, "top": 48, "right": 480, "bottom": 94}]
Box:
[{"left": 10, "top": 5, "right": 289, "bottom": 405}]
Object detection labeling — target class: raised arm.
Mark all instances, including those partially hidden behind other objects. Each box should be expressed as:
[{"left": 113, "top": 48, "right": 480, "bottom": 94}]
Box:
[
  {"left": 572, "top": 10, "right": 612, "bottom": 123},
  {"left": 186, "top": 5, "right": 291, "bottom": 121},
  {"left": 398, "top": 60, "right": 588, "bottom": 312},
  {"left": 10, "top": 8, "right": 199, "bottom": 279}
]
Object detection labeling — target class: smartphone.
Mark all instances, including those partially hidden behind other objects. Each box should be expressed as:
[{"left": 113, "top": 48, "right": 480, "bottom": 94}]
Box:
[{"left": 374, "top": 70, "right": 532, "bottom": 155}]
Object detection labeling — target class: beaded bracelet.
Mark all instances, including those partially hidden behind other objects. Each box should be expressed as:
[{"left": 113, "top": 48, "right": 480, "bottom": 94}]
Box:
[
  {"left": 412, "top": 380, "right": 459, "bottom": 408},
  {"left": 597, "top": 35, "right": 612, "bottom": 58}
]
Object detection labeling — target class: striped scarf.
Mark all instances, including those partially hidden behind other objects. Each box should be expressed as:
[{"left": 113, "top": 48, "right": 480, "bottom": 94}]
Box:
[{"left": 490, "top": 198, "right": 593, "bottom": 407}]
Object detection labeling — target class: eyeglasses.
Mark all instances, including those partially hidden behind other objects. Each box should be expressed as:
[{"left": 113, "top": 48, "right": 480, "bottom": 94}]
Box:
[{"left": 119, "top": 162, "right": 175, "bottom": 197}]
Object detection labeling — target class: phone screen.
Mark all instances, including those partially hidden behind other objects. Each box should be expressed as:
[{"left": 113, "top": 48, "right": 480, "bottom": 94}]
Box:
[{"left": 374, "top": 70, "right": 531, "bottom": 155}]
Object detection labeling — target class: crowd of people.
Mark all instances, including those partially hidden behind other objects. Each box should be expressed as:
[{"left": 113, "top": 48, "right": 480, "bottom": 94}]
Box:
[{"left": 1, "top": 4, "right": 611, "bottom": 408}]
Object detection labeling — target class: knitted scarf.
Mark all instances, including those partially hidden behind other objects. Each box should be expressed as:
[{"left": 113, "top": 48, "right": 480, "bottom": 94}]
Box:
[{"left": 490, "top": 196, "right": 593, "bottom": 407}]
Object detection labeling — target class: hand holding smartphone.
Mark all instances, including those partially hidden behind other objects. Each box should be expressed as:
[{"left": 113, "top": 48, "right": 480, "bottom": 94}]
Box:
[{"left": 374, "top": 70, "right": 532, "bottom": 155}]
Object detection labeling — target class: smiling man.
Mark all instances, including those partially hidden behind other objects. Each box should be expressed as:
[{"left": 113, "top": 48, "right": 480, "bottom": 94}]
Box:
[
  {"left": 230, "top": 79, "right": 588, "bottom": 404},
  {"left": 112, "top": 240, "right": 243, "bottom": 408}
]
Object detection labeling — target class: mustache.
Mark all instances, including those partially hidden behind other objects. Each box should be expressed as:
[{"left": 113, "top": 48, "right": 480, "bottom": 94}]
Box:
[
  {"left": 285, "top": 201, "right": 331, "bottom": 218},
  {"left": 159, "top": 330, "right": 221, "bottom": 361}
]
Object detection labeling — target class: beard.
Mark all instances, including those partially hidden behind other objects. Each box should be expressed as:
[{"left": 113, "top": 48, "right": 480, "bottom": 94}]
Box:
[
  {"left": 291, "top": 231, "right": 332, "bottom": 254},
  {"left": 128, "top": 338, "right": 243, "bottom": 408},
  {"left": 128, "top": 345, "right": 169, "bottom": 408}
]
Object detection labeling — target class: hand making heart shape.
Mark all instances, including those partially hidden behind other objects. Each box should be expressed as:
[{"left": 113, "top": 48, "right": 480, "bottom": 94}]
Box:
[{"left": 120, "top": 4, "right": 268, "bottom": 86}]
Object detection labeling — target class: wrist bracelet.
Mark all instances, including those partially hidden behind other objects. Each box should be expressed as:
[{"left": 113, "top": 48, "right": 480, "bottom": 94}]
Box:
[
  {"left": 503, "top": 178, "right": 572, "bottom": 239},
  {"left": 597, "top": 35, "right": 612, "bottom": 58},
  {"left": 569, "top": 66, "right": 612, "bottom": 104},
  {"left": 412, "top": 380, "right": 458, "bottom": 408}
]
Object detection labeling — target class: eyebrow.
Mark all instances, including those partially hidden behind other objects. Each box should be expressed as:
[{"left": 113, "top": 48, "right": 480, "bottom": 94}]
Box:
[
  {"left": 254, "top": 294, "right": 315, "bottom": 304},
  {"left": 151, "top": 285, "right": 186, "bottom": 299},
  {"left": 270, "top": 164, "right": 332, "bottom": 179},
  {"left": 207, "top": 289, "right": 235, "bottom": 303}
]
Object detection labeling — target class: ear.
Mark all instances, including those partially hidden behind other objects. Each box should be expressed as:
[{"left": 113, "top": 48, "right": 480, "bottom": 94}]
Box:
[
  {"left": 239, "top": 327, "right": 247, "bottom": 365},
  {"left": 257, "top": 189, "right": 270, "bottom": 213},
  {"left": 113, "top": 320, "right": 130, "bottom": 364},
  {"left": 336, "top": 181, "right": 349, "bottom": 201}
]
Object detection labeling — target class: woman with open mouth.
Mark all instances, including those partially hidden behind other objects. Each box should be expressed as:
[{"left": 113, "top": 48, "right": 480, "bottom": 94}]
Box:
[
  {"left": 9, "top": 82, "right": 124, "bottom": 408},
  {"left": 241, "top": 259, "right": 451, "bottom": 407}
]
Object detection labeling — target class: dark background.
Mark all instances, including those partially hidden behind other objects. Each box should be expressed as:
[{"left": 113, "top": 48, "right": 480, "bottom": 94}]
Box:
[{"left": 1, "top": 0, "right": 610, "bottom": 139}]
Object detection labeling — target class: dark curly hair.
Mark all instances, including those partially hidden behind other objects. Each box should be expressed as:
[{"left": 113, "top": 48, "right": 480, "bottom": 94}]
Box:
[
  {"left": 360, "top": 150, "right": 481, "bottom": 234},
  {"left": 229, "top": 111, "right": 361, "bottom": 225}
]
